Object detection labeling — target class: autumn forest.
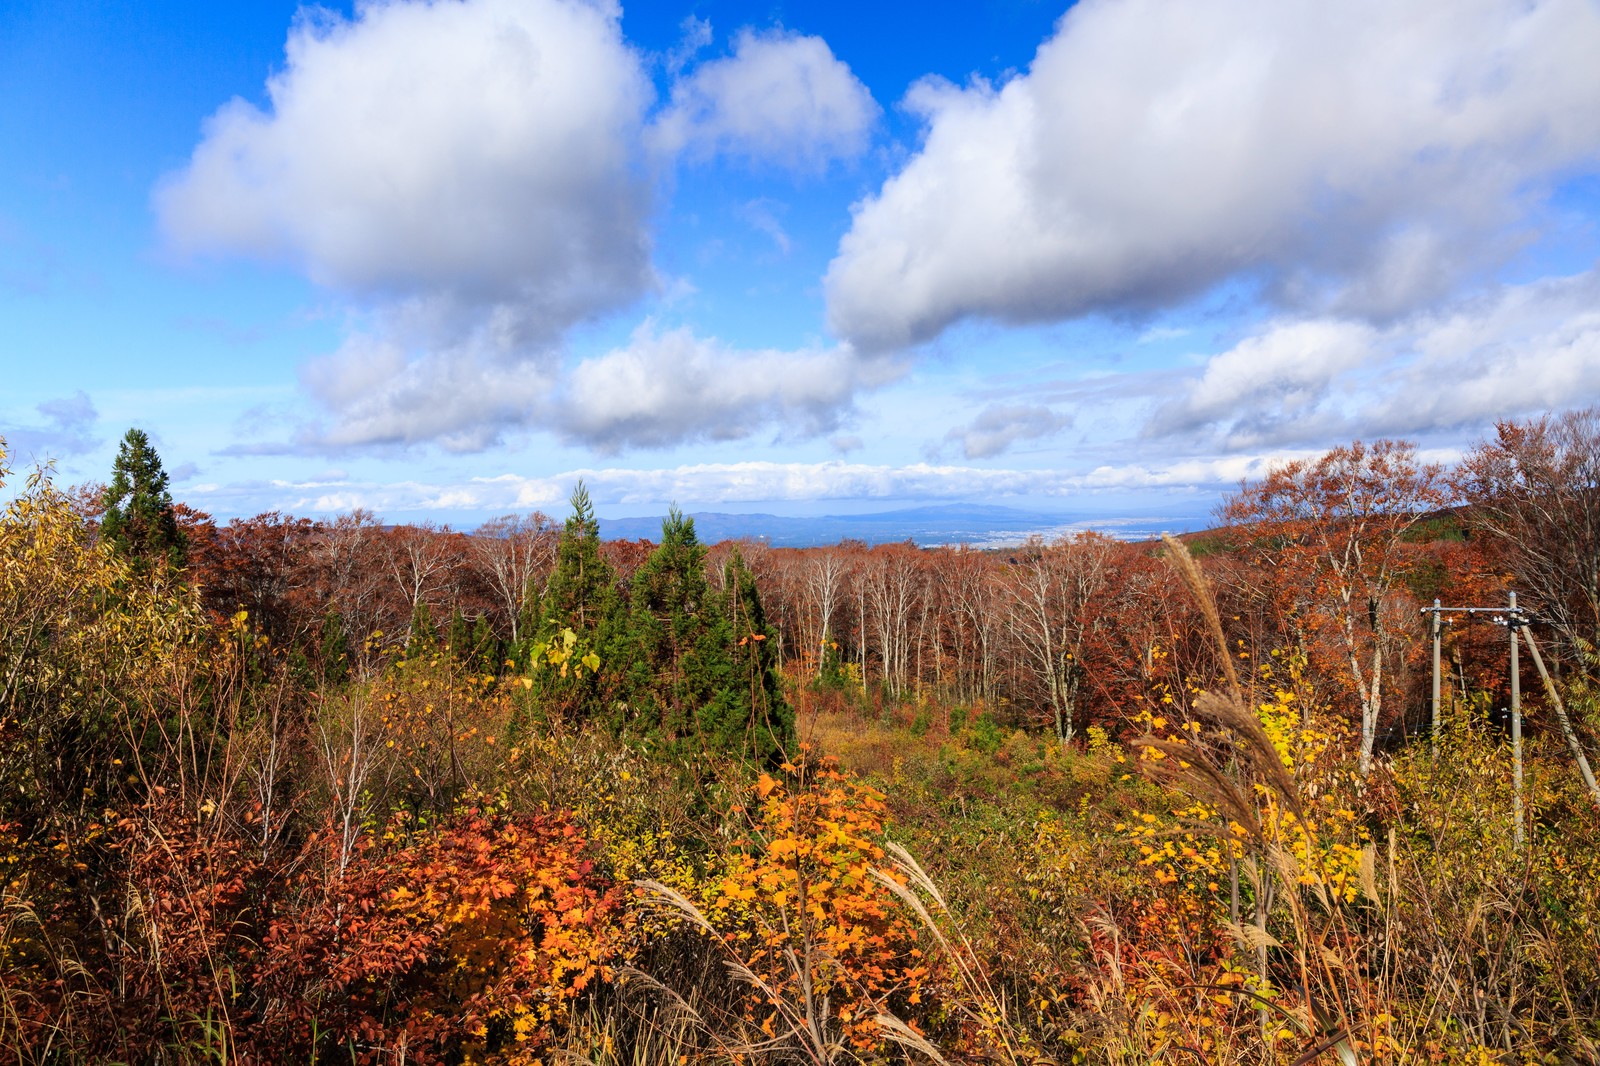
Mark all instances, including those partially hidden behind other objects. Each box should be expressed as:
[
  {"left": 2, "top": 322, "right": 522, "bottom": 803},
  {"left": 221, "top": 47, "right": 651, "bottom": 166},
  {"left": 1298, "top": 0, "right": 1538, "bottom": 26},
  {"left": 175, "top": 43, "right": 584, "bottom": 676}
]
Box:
[{"left": 4, "top": 411, "right": 1600, "bottom": 1064}]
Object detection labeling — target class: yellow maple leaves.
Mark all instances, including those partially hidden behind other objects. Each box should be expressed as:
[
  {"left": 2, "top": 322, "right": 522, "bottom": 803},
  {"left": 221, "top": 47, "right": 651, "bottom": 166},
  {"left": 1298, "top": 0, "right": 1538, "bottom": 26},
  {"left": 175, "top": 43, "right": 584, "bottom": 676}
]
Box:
[{"left": 704, "top": 755, "right": 931, "bottom": 1050}]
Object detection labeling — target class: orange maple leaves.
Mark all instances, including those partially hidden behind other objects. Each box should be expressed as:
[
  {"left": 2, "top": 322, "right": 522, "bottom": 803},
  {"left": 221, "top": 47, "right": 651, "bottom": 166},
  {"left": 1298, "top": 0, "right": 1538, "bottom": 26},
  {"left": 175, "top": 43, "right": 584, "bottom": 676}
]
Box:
[
  {"left": 261, "top": 804, "right": 623, "bottom": 1064},
  {"left": 707, "top": 757, "right": 932, "bottom": 1050}
]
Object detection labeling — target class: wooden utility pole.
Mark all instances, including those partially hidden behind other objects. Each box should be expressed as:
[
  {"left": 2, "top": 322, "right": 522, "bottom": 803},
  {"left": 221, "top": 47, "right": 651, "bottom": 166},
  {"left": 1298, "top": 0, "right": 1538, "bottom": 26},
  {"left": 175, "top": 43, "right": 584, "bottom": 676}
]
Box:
[
  {"left": 1509, "top": 591, "right": 1524, "bottom": 850},
  {"left": 1420, "top": 594, "right": 1531, "bottom": 847},
  {"left": 1430, "top": 598, "right": 1442, "bottom": 758},
  {"left": 1421, "top": 593, "right": 1600, "bottom": 838}
]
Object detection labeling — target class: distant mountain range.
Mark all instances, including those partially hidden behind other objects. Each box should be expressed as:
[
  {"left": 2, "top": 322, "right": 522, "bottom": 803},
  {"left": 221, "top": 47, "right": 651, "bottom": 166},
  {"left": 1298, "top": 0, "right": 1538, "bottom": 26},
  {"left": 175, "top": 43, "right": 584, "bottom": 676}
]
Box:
[{"left": 597, "top": 503, "right": 1208, "bottom": 549}]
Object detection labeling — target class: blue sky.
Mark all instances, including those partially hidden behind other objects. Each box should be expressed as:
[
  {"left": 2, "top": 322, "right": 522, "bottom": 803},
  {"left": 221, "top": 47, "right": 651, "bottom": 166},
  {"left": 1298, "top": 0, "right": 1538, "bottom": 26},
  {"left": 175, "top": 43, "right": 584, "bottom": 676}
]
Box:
[{"left": 4, "top": 0, "right": 1600, "bottom": 525}]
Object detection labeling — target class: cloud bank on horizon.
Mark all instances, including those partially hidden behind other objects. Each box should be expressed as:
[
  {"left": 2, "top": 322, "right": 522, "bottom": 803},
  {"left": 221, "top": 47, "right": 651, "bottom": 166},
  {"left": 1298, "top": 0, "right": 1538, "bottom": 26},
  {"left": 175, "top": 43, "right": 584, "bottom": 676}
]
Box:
[
  {"left": 7, "top": 0, "right": 1600, "bottom": 519},
  {"left": 189, "top": 452, "right": 1332, "bottom": 517}
]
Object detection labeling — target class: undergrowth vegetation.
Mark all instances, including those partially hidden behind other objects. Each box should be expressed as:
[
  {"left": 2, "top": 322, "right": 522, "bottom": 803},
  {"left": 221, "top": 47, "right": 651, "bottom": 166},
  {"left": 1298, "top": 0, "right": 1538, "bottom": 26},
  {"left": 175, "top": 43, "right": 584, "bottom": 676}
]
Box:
[{"left": 4, "top": 419, "right": 1600, "bottom": 1063}]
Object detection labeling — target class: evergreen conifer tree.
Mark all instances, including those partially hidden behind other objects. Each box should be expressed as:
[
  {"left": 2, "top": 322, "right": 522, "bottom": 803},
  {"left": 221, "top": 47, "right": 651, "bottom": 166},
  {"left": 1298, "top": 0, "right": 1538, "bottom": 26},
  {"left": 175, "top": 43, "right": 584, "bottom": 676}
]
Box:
[
  {"left": 705, "top": 547, "right": 793, "bottom": 764},
  {"left": 446, "top": 604, "right": 470, "bottom": 659},
  {"left": 407, "top": 602, "right": 437, "bottom": 658},
  {"left": 621, "top": 506, "right": 710, "bottom": 741},
  {"left": 100, "top": 428, "right": 185, "bottom": 569},
  {"left": 618, "top": 512, "right": 793, "bottom": 764},
  {"left": 320, "top": 609, "right": 350, "bottom": 685},
  {"left": 468, "top": 613, "right": 499, "bottom": 674},
  {"left": 512, "top": 576, "right": 542, "bottom": 667},
  {"left": 539, "top": 481, "right": 615, "bottom": 635},
  {"left": 525, "top": 482, "right": 622, "bottom": 722}
]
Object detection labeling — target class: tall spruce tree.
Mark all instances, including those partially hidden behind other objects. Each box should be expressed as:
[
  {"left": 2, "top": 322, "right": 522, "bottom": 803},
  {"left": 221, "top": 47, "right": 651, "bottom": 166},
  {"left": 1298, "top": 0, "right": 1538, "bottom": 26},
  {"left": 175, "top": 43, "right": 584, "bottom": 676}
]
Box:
[
  {"left": 620, "top": 506, "right": 710, "bottom": 741},
  {"left": 446, "top": 605, "right": 470, "bottom": 659},
  {"left": 706, "top": 547, "right": 793, "bottom": 764},
  {"left": 619, "top": 512, "right": 793, "bottom": 764},
  {"left": 539, "top": 482, "right": 615, "bottom": 636},
  {"left": 406, "top": 602, "right": 437, "bottom": 658},
  {"left": 526, "top": 482, "right": 622, "bottom": 723},
  {"left": 320, "top": 609, "right": 350, "bottom": 685},
  {"left": 100, "top": 428, "right": 185, "bottom": 569},
  {"left": 468, "top": 613, "right": 499, "bottom": 674}
]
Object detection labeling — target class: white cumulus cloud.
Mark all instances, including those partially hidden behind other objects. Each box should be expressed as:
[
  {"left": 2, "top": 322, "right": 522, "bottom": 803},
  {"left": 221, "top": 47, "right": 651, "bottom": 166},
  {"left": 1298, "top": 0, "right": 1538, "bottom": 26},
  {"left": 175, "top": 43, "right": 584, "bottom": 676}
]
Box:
[
  {"left": 156, "top": 0, "right": 655, "bottom": 452},
  {"left": 553, "top": 323, "right": 898, "bottom": 452},
  {"left": 157, "top": 0, "right": 653, "bottom": 328},
  {"left": 1151, "top": 319, "right": 1379, "bottom": 444},
  {"left": 158, "top": 1, "right": 892, "bottom": 454},
  {"left": 940, "top": 404, "right": 1072, "bottom": 459},
  {"left": 652, "top": 28, "right": 879, "bottom": 170},
  {"left": 240, "top": 317, "right": 892, "bottom": 455},
  {"left": 1369, "top": 269, "right": 1600, "bottom": 433},
  {"left": 296, "top": 301, "right": 562, "bottom": 453},
  {"left": 826, "top": 0, "right": 1600, "bottom": 351},
  {"left": 1151, "top": 267, "right": 1600, "bottom": 449}
]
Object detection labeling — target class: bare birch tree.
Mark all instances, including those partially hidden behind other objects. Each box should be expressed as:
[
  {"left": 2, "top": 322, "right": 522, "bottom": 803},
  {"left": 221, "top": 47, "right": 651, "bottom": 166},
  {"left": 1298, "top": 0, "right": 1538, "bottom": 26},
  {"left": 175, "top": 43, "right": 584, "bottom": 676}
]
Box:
[{"left": 471, "top": 512, "right": 557, "bottom": 642}]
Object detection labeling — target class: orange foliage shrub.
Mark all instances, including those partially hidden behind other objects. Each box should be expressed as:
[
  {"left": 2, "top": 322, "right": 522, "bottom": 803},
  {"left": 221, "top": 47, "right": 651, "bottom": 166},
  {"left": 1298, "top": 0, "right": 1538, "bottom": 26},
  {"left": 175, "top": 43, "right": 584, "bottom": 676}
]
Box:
[
  {"left": 706, "top": 757, "right": 932, "bottom": 1049},
  {"left": 109, "top": 797, "right": 269, "bottom": 1052},
  {"left": 0, "top": 797, "right": 276, "bottom": 1060},
  {"left": 261, "top": 804, "right": 623, "bottom": 1064}
]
